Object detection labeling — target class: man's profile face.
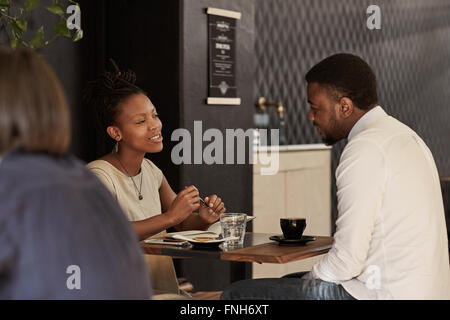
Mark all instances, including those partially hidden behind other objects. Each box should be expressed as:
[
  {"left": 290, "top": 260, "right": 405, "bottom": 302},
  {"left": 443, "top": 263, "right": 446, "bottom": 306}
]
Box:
[{"left": 307, "top": 82, "right": 343, "bottom": 145}]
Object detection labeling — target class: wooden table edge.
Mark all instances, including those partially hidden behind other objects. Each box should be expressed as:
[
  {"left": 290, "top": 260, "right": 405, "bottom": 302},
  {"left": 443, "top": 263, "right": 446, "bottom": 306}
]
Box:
[
  {"left": 141, "top": 243, "right": 164, "bottom": 255},
  {"left": 220, "top": 237, "right": 333, "bottom": 264}
]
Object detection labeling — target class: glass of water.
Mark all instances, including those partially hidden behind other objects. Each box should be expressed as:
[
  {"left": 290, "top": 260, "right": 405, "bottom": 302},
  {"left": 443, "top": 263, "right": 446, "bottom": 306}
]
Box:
[{"left": 220, "top": 213, "right": 247, "bottom": 250}]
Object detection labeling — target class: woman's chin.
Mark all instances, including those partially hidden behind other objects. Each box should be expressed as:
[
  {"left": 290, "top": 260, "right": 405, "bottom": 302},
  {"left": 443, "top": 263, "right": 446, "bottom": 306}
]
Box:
[{"left": 147, "top": 143, "right": 163, "bottom": 153}]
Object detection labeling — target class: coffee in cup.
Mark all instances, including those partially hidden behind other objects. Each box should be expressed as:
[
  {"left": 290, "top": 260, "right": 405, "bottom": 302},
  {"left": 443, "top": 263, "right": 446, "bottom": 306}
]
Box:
[{"left": 280, "top": 218, "right": 306, "bottom": 240}]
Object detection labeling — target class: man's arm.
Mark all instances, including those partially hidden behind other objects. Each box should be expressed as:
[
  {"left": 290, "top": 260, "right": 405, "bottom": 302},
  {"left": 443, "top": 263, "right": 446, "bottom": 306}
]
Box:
[{"left": 309, "top": 139, "right": 387, "bottom": 283}]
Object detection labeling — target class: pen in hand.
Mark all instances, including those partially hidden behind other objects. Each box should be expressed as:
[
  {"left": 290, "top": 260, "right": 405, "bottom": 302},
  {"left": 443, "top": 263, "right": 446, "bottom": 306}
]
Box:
[
  {"left": 184, "top": 186, "right": 208, "bottom": 207},
  {"left": 199, "top": 197, "right": 208, "bottom": 207}
]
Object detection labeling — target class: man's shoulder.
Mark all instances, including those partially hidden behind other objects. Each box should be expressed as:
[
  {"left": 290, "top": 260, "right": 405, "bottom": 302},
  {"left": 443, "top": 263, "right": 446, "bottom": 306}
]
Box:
[{"left": 351, "top": 115, "right": 417, "bottom": 148}]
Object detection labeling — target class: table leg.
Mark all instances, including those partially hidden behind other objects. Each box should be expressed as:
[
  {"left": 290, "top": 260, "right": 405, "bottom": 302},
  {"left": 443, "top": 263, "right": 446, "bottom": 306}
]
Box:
[{"left": 229, "top": 261, "right": 252, "bottom": 283}]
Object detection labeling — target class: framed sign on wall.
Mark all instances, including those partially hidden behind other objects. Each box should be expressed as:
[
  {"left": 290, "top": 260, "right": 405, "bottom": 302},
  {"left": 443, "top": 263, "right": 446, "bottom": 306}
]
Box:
[{"left": 206, "top": 7, "right": 241, "bottom": 105}]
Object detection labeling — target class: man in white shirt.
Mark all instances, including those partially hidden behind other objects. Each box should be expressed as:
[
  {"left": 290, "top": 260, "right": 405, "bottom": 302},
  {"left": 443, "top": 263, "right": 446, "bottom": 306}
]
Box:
[{"left": 222, "top": 53, "right": 449, "bottom": 300}]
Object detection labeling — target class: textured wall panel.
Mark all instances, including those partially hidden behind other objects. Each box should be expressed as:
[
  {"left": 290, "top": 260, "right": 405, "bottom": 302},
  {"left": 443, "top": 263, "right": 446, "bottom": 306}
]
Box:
[
  {"left": 180, "top": 0, "right": 255, "bottom": 291},
  {"left": 255, "top": 0, "right": 450, "bottom": 230}
]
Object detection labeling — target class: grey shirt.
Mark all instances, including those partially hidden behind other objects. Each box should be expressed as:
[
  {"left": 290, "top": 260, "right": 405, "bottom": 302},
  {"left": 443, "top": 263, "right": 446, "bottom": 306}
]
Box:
[{"left": 0, "top": 150, "right": 152, "bottom": 299}]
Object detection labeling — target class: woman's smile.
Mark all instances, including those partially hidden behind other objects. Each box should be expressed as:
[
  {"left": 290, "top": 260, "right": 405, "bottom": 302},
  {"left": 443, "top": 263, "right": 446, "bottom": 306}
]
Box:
[{"left": 148, "top": 133, "right": 163, "bottom": 143}]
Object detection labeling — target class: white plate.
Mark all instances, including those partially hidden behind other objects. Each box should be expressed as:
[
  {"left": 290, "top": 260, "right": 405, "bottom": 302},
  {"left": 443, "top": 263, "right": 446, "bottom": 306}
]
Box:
[
  {"left": 166, "top": 216, "right": 255, "bottom": 239},
  {"left": 143, "top": 239, "right": 189, "bottom": 246},
  {"left": 166, "top": 230, "right": 219, "bottom": 238},
  {"left": 172, "top": 234, "right": 239, "bottom": 244}
]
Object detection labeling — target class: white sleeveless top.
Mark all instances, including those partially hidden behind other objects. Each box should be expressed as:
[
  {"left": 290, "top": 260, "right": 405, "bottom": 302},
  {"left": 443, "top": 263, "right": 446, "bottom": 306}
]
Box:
[{"left": 87, "top": 158, "right": 163, "bottom": 222}]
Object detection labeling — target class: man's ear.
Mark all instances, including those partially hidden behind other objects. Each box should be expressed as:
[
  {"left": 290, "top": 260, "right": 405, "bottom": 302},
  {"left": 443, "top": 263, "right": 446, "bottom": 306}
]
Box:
[
  {"left": 339, "top": 97, "right": 355, "bottom": 118},
  {"left": 107, "top": 126, "right": 122, "bottom": 141}
]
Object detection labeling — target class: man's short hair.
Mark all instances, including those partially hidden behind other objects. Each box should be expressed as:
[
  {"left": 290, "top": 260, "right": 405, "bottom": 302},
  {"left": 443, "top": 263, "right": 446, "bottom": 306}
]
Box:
[{"left": 305, "top": 53, "right": 378, "bottom": 110}]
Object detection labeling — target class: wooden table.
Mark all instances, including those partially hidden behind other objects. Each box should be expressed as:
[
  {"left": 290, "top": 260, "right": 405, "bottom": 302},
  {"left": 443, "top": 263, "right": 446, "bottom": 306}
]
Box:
[
  {"left": 142, "top": 233, "right": 333, "bottom": 263},
  {"left": 221, "top": 235, "right": 333, "bottom": 264},
  {"left": 142, "top": 233, "right": 333, "bottom": 282}
]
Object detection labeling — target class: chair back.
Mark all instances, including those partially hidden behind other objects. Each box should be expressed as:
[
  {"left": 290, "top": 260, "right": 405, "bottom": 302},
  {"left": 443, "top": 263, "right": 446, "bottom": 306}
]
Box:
[{"left": 144, "top": 254, "right": 180, "bottom": 295}]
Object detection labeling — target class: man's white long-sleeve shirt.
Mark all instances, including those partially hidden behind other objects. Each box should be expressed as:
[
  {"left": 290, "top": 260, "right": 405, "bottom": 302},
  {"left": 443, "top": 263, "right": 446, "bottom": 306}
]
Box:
[{"left": 308, "top": 106, "right": 450, "bottom": 299}]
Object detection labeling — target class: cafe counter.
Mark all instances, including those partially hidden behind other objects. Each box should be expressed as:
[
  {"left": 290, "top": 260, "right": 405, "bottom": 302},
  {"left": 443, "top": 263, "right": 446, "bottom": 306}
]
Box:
[{"left": 252, "top": 144, "right": 332, "bottom": 278}]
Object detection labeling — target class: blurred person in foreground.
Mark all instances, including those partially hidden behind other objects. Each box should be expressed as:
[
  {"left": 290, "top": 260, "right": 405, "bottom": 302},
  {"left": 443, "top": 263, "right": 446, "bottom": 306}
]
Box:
[
  {"left": 0, "top": 48, "right": 152, "bottom": 299},
  {"left": 222, "top": 53, "right": 449, "bottom": 300}
]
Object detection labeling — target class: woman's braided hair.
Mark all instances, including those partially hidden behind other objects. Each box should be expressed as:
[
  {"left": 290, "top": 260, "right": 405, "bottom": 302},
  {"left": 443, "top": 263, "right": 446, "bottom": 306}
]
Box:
[{"left": 82, "top": 59, "right": 146, "bottom": 140}]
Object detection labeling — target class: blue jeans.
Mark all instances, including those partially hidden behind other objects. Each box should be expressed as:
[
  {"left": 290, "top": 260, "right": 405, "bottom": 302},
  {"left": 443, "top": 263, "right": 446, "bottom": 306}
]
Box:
[{"left": 221, "top": 272, "right": 355, "bottom": 300}]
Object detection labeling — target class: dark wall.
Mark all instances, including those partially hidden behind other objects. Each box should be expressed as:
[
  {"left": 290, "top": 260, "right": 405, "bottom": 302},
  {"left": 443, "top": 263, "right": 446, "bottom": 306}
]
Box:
[
  {"left": 179, "top": 0, "right": 255, "bottom": 290},
  {"left": 181, "top": 0, "right": 254, "bottom": 232},
  {"left": 99, "top": 0, "right": 182, "bottom": 192},
  {"left": 254, "top": 0, "right": 450, "bottom": 231}
]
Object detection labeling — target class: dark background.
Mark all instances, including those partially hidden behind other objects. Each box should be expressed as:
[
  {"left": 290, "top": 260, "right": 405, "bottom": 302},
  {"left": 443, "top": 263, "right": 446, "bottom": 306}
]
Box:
[{"left": 1, "top": 0, "right": 449, "bottom": 291}]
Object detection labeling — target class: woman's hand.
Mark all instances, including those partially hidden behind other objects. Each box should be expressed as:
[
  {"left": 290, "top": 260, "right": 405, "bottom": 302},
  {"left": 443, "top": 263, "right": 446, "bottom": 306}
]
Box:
[
  {"left": 198, "top": 194, "right": 226, "bottom": 224},
  {"left": 166, "top": 185, "right": 200, "bottom": 225}
]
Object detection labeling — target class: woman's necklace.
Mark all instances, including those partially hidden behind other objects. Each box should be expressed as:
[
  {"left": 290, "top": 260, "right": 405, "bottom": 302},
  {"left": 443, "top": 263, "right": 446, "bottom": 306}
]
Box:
[{"left": 115, "top": 155, "right": 143, "bottom": 200}]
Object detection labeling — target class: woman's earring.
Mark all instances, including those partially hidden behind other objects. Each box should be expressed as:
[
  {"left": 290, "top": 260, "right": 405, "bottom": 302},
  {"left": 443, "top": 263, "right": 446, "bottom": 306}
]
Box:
[{"left": 112, "top": 141, "right": 119, "bottom": 154}]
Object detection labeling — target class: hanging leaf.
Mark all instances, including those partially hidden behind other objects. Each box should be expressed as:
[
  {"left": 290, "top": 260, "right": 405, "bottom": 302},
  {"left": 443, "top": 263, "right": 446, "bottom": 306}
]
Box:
[
  {"left": 73, "top": 28, "right": 83, "bottom": 42},
  {"left": 3, "top": 0, "right": 83, "bottom": 50},
  {"left": 25, "top": 0, "right": 40, "bottom": 12},
  {"left": 54, "top": 19, "right": 70, "bottom": 37},
  {"left": 10, "top": 20, "right": 23, "bottom": 37},
  {"left": 30, "top": 26, "right": 44, "bottom": 49},
  {"left": 46, "top": 3, "right": 64, "bottom": 17},
  {"left": 17, "top": 19, "right": 27, "bottom": 32},
  {"left": 0, "top": 0, "right": 11, "bottom": 8},
  {"left": 10, "top": 38, "right": 21, "bottom": 49}
]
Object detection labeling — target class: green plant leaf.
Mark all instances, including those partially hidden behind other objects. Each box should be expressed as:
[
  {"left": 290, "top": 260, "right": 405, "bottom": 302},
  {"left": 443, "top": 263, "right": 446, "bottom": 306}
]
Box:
[
  {"left": 73, "top": 28, "right": 83, "bottom": 42},
  {"left": 25, "top": 0, "right": 40, "bottom": 12},
  {"left": 46, "top": 3, "right": 64, "bottom": 17},
  {"left": 10, "top": 38, "right": 21, "bottom": 49},
  {"left": 17, "top": 19, "right": 27, "bottom": 32},
  {"left": 54, "top": 19, "right": 70, "bottom": 37},
  {"left": 10, "top": 19, "right": 23, "bottom": 37},
  {"left": 0, "top": 0, "right": 11, "bottom": 8},
  {"left": 30, "top": 26, "right": 44, "bottom": 49}
]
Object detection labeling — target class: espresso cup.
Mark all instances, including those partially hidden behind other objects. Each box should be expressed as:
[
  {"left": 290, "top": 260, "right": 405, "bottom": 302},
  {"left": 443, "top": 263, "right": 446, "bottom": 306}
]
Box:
[{"left": 280, "top": 218, "right": 306, "bottom": 240}]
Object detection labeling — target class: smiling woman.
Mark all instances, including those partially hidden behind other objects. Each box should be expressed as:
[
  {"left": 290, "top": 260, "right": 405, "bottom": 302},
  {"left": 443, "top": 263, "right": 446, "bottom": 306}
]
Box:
[
  {"left": 83, "top": 61, "right": 228, "bottom": 297},
  {"left": 83, "top": 60, "right": 227, "bottom": 241}
]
